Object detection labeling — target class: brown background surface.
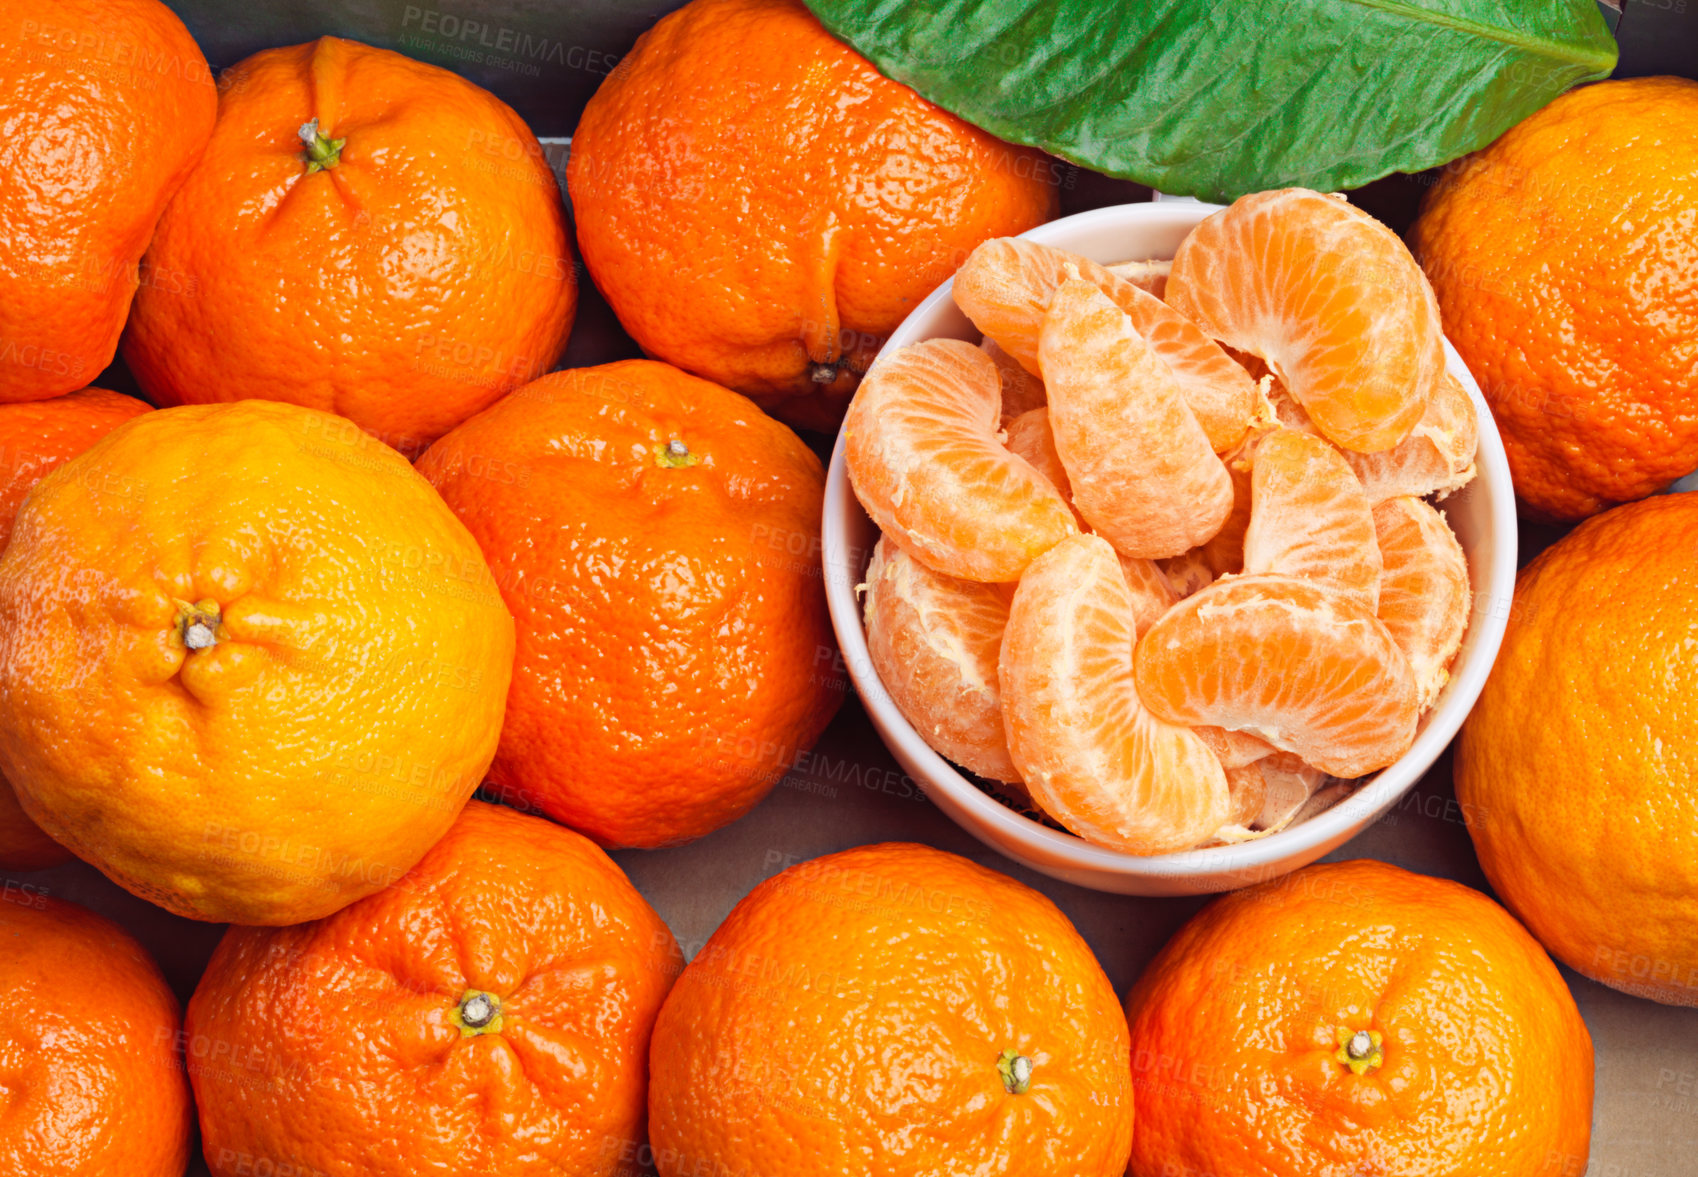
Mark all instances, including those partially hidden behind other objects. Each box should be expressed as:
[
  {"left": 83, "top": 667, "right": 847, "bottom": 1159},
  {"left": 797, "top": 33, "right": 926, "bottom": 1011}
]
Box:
[{"left": 15, "top": 2, "right": 1698, "bottom": 1173}]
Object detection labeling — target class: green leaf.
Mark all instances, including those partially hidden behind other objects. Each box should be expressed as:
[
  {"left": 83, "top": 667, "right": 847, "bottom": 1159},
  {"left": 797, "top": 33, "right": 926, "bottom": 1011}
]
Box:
[{"left": 802, "top": 0, "right": 1618, "bottom": 202}]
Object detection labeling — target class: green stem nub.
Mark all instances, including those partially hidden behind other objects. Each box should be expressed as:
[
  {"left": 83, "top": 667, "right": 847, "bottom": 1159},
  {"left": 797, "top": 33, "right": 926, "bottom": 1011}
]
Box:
[
  {"left": 453, "top": 989, "right": 503, "bottom": 1037},
  {"left": 299, "top": 118, "right": 345, "bottom": 173},
  {"left": 996, "top": 1048, "right": 1033, "bottom": 1095}
]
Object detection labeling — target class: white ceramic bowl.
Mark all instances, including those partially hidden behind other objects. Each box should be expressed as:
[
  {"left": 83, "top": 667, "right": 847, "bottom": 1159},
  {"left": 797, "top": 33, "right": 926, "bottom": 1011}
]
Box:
[{"left": 821, "top": 200, "right": 1518, "bottom": 896}]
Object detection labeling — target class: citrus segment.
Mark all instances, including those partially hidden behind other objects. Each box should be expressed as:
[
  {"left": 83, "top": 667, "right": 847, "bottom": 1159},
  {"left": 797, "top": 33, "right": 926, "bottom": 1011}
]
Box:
[
  {"left": 863, "top": 536, "right": 1019, "bottom": 783},
  {"left": 1270, "top": 374, "right": 1478, "bottom": 503},
  {"left": 1107, "top": 257, "right": 1170, "bottom": 299},
  {"left": 1244, "top": 428, "right": 1382, "bottom": 609},
  {"left": 955, "top": 237, "right": 1257, "bottom": 450},
  {"left": 1118, "top": 555, "right": 1179, "bottom": 637},
  {"left": 1256, "top": 751, "right": 1327, "bottom": 832},
  {"left": 844, "top": 339, "right": 1076, "bottom": 581},
  {"left": 1194, "top": 726, "right": 1276, "bottom": 770},
  {"left": 1374, "top": 496, "right": 1471, "bottom": 709},
  {"left": 1223, "top": 763, "right": 1267, "bottom": 830},
  {"left": 983, "top": 337, "right": 1046, "bottom": 422},
  {"left": 1039, "top": 279, "right": 1232, "bottom": 559},
  {"left": 1160, "top": 436, "right": 1257, "bottom": 595},
  {"left": 1003, "top": 407, "right": 1072, "bottom": 505},
  {"left": 1168, "top": 188, "right": 1444, "bottom": 453},
  {"left": 1000, "top": 534, "right": 1232, "bottom": 854},
  {"left": 1135, "top": 573, "right": 1419, "bottom": 778}
]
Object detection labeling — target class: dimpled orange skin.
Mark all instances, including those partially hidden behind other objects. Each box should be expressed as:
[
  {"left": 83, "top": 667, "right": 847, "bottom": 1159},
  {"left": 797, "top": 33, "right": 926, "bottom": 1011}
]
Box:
[
  {"left": 0, "top": 895, "right": 193, "bottom": 1177},
  {"left": 649, "top": 843, "right": 1133, "bottom": 1176},
  {"left": 1457, "top": 495, "right": 1698, "bottom": 1006},
  {"left": 0, "top": 399, "right": 515, "bottom": 925},
  {"left": 123, "top": 36, "right": 576, "bottom": 456},
  {"left": 566, "top": 0, "right": 1058, "bottom": 430},
  {"left": 417, "top": 360, "right": 839, "bottom": 849},
  {"left": 0, "top": 0, "right": 214, "bottom": 402},
  {"left": 0, "top": 387, "right": 150, "bottom": 869},
  {"left": 187, "top": 800, "right": 681, "bottom": 1177},
  {"left": 1126, "top": 859, "right": 1594, "bottom": 1177},
  {"left": 1411, "top": 78, "right": 1698, "bottom": 520}
]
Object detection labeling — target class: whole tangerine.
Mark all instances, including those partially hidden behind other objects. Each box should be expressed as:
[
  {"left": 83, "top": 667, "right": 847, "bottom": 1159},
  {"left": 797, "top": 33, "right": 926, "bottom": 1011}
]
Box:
[
  {"left": 0, "top": 399, "right": 514, "bottom": 924},
  {"left": 123, "top": 36, "right": 576, "bottom": 455},
  {"left": 417, "top": 360, "right": 839, "bottom": 848},
  {"left": 567, "top": 0, "right": 1058, "bottom": 430},
  {"left": 0, "top": 0, "right": 215, "bottom": 401}
]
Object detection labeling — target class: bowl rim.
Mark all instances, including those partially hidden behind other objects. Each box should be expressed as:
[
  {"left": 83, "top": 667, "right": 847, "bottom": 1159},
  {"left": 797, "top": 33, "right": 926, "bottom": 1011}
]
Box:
[{"left": 821, "top": 198, "right": 1519, "bottom": 883}]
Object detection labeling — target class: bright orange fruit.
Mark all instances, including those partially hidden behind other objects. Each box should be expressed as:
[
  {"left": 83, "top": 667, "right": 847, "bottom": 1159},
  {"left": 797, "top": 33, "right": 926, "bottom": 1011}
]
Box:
[
  {"left": 124, "top": 36, "right": 576, "bottom": 455},
  {"left": 188, "top": 800, "right": 681, "bottom": 1177},
  {"left": 1412, "top": 77, "right": 1698, "bottom": 519},
  {"left": 417, "top": 360, "right": 839, "bottom": 849},
  {"left": 1169, "top": 188, "right": 1444, "bottom": 454},
  {"left": 567, "top": 0, "right": 1058, "bottom": 429},
  {"left": 649, "top": 842, "right": 1134, "bottom": 1175},
  {"left": 863, "top": 535, "right": 1018, "bottom": 783},
  {"left": 844, "top": 339, "right": 1076, "bottom": 582},
  {"left": 1457, "top": 494, "right": 1698, "bottom": 1005},
  {"left": 0, "top": 400, "right": 514, "bottom": 924},
  {"left": 1000, "top": 534, "right": 1231, "bottom": 853},
  {"left": 956, "top": 237, "right": 1257, "bottom": 451},
  {"left": 0, "top": 894, "right": 194, "bottom": 1177},
  {"left": 1127, "top": 860, "right": 1594, "bottom": 1177},
  {"left": 1040, "top": 279, "right": 1232, "bottom": 559},
  {"left": 1135, "top": 574, "right": 1418, "bottom": 778},
  {"left": 0, "top": 0, "right": 214, "bottom": 401}
]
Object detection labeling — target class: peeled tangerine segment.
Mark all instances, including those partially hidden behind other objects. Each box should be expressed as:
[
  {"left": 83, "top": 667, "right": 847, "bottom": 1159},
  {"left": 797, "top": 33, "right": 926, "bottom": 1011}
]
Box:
[
  {"left": 863, "top": 536, "right": 1020, "bottom": 783},
  {"left": 1040, "top": 279, "right": 1233, "bottom": 559},
  {"left": 1374, "top": 496, "right": 1471, "bottom": 710},
  {"left": 1003, "top": 407, "right": 1072, "bottom": 505},
  {"left": 1168, "top": 188, "right": 1445, "bottom": 454},
  {"left": 1135, "top": 573, "right": 1419, "bottom": 779},
  {"left": 982, "top": 337, "right": 1047, "bottom": 422},
  {"left": 1000, "top": 534, "right": 1232, "bottom": 854},
  {"left": 844, "top": 339, "right": 1076, "bottom": 582},
  {"left": 1269, "top": 373, "right": 1478, "bottom": 503},
  {"left": 955, "top": 237, "right": 1257, "bottom": 451},
  {"left": 1244, "top": 428, "right": 1382, "bottom": 610}
]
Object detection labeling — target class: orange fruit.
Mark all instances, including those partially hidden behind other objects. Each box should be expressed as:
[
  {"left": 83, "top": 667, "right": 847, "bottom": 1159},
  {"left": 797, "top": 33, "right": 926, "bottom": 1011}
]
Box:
[
  {"left": 1169, "top": 188, "right": 1444, "bottom": 454},
  {"left": 1457, "top": 493, "right": 1698, "bottom": 1005},
  {"left": 1040, "top": 278, "right": 1232, "bottom": 559},
  {"left": 188, "top": 800, "right": 680, "bottom": 1177},
  {"left": 417, "top": 360, "right": 838, "bottom": 849},
  {"left": 1118, "top": 553, "right": 1180, "bottom": 636},
  {"left": 0, "top": 893, "right": 193, "bottom": 1177},
  {"left": 1373, "top": 496, "right": 1470, "bottom": 709},
  {"left": 1126, "top": 859, "right": 1594, "bottom": 1177},
  {"left": 1244, "top": 428, "right": 1382, "bottom": 609},
  {"left": 862, "top": 535, "right": 1018, "bottom": 783},
  {"left": 1000, "top": 534, "right": 1231, "bottom": 853},
  {"left": 0, "top": 387, "right": 151, "bottom": 870},
  {"left": 566, "top": 0, "right": 1058, "bottom": 430},
  {"left": 1270, "top": 371, "right": 1479, "bottom": 504},
  {"left": 1158, "top": 437, "right": 1257, "bottom": 595},
  {"left": 649, "top": 842, "right": 1134, "bottom": 1174},
  {"left": 0, "top": 0, "right": 214, "bottom": 401},
  {"left": 844, "top": 339, "right": 1076, "bottom": 582},
  {"left": 0, "top": 399, "right": 514, "bottom": 923},
  {"left": 123, "top": 36, "right": 576, "bottom": 456},
  {"left": 1136, "top": 574, "right": 1418, "bottom": 778},
  {"left": 955, "top": 237, "right": 1257, "bottom": 451},
  {"left": 1411, "top": 77, "right": 1698, "bottom": 520}
]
